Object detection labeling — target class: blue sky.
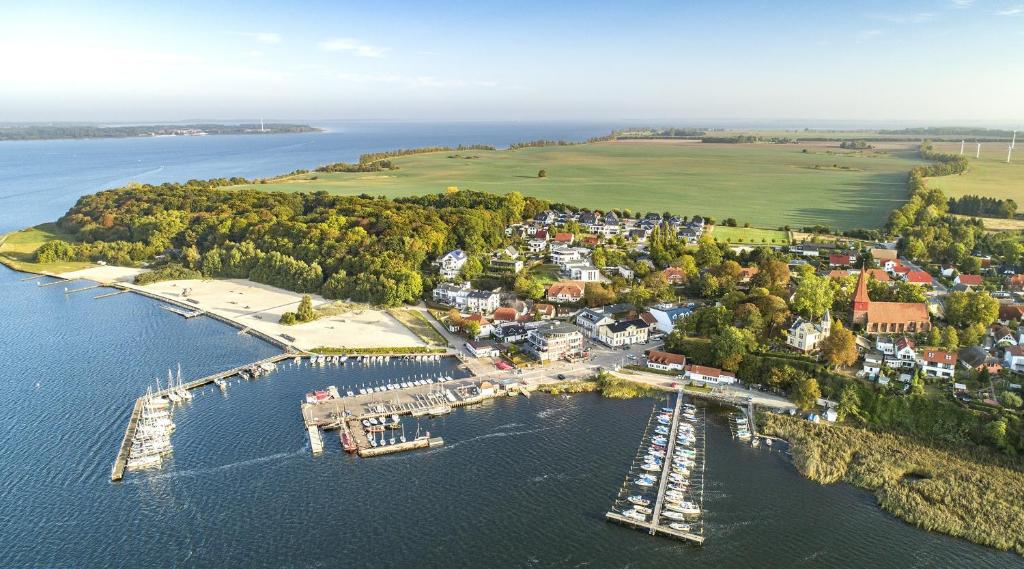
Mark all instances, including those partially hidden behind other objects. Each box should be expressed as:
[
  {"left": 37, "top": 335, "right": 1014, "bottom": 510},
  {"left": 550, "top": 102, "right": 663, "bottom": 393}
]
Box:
[{"left": 1, "top": 0, "right": 1022, "bottom": 123}]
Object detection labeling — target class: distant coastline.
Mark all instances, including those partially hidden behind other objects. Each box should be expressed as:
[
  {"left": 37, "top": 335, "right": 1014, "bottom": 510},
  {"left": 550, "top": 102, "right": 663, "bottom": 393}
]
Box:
[{"left": 0, "top": 123, "right": 321, "bottom": 141}]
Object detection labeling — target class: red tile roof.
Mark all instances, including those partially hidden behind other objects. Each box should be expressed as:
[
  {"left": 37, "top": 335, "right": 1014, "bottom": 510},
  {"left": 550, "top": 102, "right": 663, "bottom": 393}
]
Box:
[
  {"left": 662, "top": 267, "right": 687, "bottom": 283},
  {"left": 553, "top": 232, "right": 574, "bottom": 243},
  {"left": 546, "top": 280, "right": 585, "bottom": 300},
  {"left": 866, "top": 269, "right": 890, "bottom": 282},
  {"left": 867, "top": 302, "right": 929, "bottom": 324},
  {"left": 829, "top": 254, "right": 854, "bottom": 266},
  {"left": 920, "top": 349, "right": 957, "bottom": 365},
  {"left": 905, "top": 271, "right": 932, "bottom": 284},
  {"left": 999, "top": 304, "right": 1024, "bottom": 321},
  {"left": 492, "top": 307, "right": 517, "bottom": 322},
  {"left": 647, "top": 350, "right": 686, "bottom": 366},
  {"left": 957, "top": 274, "right": 983, "bottom": 286},
  {"left": 828, "top": 270, "right": 850, "bottom": 279}
]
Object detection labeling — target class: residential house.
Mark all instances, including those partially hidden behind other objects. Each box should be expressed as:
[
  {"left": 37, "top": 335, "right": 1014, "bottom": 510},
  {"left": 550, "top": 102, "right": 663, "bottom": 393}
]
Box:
[
  {"left": 785, "top": 311, "right": 832, "bottom": 353},
  {"left": 871, "top": 248, "right": 898, "bottom": 263},
  {"left": 534, "top": 228, "right": 548, "bottom": 240},
  {"left": 875, "top": 336, "right": 896, "bottom": 355},
  {"left": 955, "top": 274, "right": 983, "bottom": 287},
  {"left": 465, "top": 341, "right": 499, "bottom": 358},
  {"left": 463, "top": 313, "right": 494, "bottom": 338},
  {"left": 1004, "top": 345, "right": 1024, "bottom": 373},
  {"left": 958, "top": 347, "right": 1003, "bottom": 374},
  {"left": 1007, "top": 274, "right": 1024, "bottom": 291},
  {"left": 614, "top": 265, "right": 634, "bottom": 280},
  {"left": 527, "top": 239, "right": 548, "bottom": 254},
  {"left": 492, "top": 307, "right": 518, "bottom": 323},
  {"left": 863, "top": 352, "right": 884, "bottom": 378},
  {"left": 534, "top": 211, "right": 557, "bottom": 225},
  {"left": 567, "top": 264, "right": 601, "bottom": 282},
  {"left": 918, "top": 349, "right": 957, "bottom": 379},
  {"left": 435, "top": 249, "right": 468, "bottom": 280},
  {"left": 738, "top": 267, "right": 759, "bottom": 285},
  {"left": 683, "top": 364, "right": 737, "bottom": 385},
  {"left": 546, "top": 281, "right": 586, "bottom": 303},
  {"left": 648, "top": 304, "right": 695, "bottom": 335},
  {"left": 534, "top": 303, "right": 556, "bottom": 320},
  {"left": 489, "top": 247, "right": 523, "bottom": 275},
  {"left": 465, "top": 290, "right": 500, "bottom": 314},
  {"left": 493, "top": 322, "right": 528, "bottom": 343},
  {"left": 662, "top": 267, "right": 688, "bottom": 285},
  {"left": 646, "top": 350, "right": 687, "bottom": 372},
  {"left": 553, "top": 232, "right": 574, "bottom": 245},
  {"left": 886, "top": 336, "right": 918, "bottom": 370},
  {"left": 432, "top": 282, "right": 471, "bottom": 307},
  {"left": 576, "top": 308, "right": 614, "bottom": 339},
  {"left": 991, "top": 324, "right": 1017, "bottom": 346},
  {"left": 829, "top": 254, "right": 855, "bottom": 268},
  {"left": 904, "top": 271, "right": 933, "bottom": 286},
  {"left": 550, "top": 246, "right": 587, "bottom": 266},
  {"left": 524, "top": 322, "right": 585, "bottom": 362},
  {"left": 596, "top": 318, "right": 650, "bottom": 347},
  {"left": 998, "top": 304, "right": 1024, "bottom": 324}
]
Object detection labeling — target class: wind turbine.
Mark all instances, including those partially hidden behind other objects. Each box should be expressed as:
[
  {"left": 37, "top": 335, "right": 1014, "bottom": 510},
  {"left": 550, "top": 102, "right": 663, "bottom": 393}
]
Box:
[
  {"left": 960, "top": 140, "right": 965, "bottom": 155},
  {"left": 976, "top": 143, "right": 981, "bottom": 159}
]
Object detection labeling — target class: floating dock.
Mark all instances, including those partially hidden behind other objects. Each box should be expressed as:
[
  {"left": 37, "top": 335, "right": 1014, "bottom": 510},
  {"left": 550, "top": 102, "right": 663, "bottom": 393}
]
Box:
[
  {"left": 160, "top": 304, "right": 204, "bottom": 318},
  {"left": 109, "top": 399, "right": 145, "bottom": 482},
  {"left": 308, "top": 425, "right": 324, "bottom": 454},
  {"left": 605, "top": 392, "right": 707, "bottom": 545}
]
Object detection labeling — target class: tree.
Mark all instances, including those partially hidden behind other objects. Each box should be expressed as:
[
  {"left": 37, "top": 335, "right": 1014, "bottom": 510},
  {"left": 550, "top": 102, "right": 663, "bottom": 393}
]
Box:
[
  {"left": 754, "top": 259, "right": 790, "bottom": 291},
  {"left": 792, "top": 376, "right": 821, "bottom": 411},
  {"left": 279, "top": 311, "right": 298, "bottom": 325},
  {"left": 711, "top": 326, "right": 756, "bottom": 371},
  {"left": 699, "top": 273, "right": 720, "bottom": 298},
  {"left": 297, "top": 295, "right": 315, "bottom": 322},
  {"left": 985, "top": 419, "right": 1007, "bottom": 449},
  {"left": 928, "top": 327, "right": 942, "bottom": 347},
  {"left": 941, "top": 326, "right": 959, "bottom": 350},
  {"left": 591, "top": 247, "right": 607, "bottom": 268},
  {"left": 514, "top": 274, "right": 545, "bottom": 301},
  {"left": 537, "top": 169, "right": 547, "bottom": 178},
  {"left": 944, "top": 290, "right": 998, "bottom": 328},
  {"left": 685, "top": 305, "right": 732, "bottom": 337},
  {"left": 820, "top": 322, "right": 857, "bottom": 368},
  {"left": 459, "top": 257, "right": 484, "bottom": 281},
  {"left": 792, "top": 270, "right": 835, "bottom": 318},
  {"left": 836, "top": 384, "right": 860, "bottom": 421},
  {"left": 695, "top": 235, "right": 723, "bottom": 267},
  {"left": 733, "top": 303, "right": 764, "bottom": 336},
  {"left": 999, "top": 391, "right": 1023, "bottom": 409},
  {"left": 584, "top": 282, "right": 616, "bottom": 307},
  {"left": 463, "top": 320, "right": 481, "bottom": 338},
  {"left": 909, "top": 371, "right": 925, "bottom": 396}
]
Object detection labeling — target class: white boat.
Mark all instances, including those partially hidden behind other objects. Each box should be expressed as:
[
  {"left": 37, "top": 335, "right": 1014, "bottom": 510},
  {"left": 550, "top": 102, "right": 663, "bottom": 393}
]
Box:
[
  {"left": 665, "top": 501, "right": 701, "bottom": 516},
  {"left": 622, "top": 509, "right": 647, "bottom": 522},
  {"left": 627, "top": 495, "right": 651, "bottom": 507},
  {"left": 634, "top": 477, "right": 655, "bottom": 487},
  {"left": 669, "top": 522, "right": 692, "bottom": 532},
  {"left": 641, "top": 463, "right": 661, "bottom": 472},
  {"left": 633, "top": 506, "right": 653, "bottom": 515},
  {"left": 660, "top": 510, "right": 688, "bottom": 521}
]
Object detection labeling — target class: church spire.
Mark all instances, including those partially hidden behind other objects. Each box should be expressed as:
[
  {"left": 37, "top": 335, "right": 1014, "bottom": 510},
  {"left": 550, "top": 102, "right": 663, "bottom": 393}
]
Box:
[{"left": 852, "top": 262, "right": 871, "bottom": 325}]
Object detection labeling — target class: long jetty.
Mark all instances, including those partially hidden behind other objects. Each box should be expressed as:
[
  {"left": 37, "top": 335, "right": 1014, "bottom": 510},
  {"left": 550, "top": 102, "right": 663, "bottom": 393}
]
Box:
[{"left": 110, "top": 352, "right": 294, "bottom": 482}]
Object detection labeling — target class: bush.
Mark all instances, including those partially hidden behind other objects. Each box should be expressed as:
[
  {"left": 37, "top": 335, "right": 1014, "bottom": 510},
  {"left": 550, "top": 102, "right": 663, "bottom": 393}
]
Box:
[
  {"left": 34, "top": 240, "right": 78, "bottom": 263},
  {"left": 133, "top": 263, "right": 202, "bottom": 285},
  {"left": 279, "top": 312, "right": 298, "bottom": 325}
]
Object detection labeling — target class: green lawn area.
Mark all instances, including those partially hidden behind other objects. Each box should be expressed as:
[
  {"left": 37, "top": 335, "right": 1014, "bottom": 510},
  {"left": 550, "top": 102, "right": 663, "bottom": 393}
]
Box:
[
  {"left": 528, "top": 263, "right": 563, "bottom": 285},
  {"left": 387, "top": 308, "right": 449, "bottom": 348},
  {"left": 927, "top": 141, "right": 1024, "bottom": 203},
  {"left": 229, "top": 141, "right": 924, "bottom": 230},
  {"left": 0, "top": 223, "right": 91, "bottom": 274},
  {"left": 710, "top": 225, "right": 790, "bottom": 245}
]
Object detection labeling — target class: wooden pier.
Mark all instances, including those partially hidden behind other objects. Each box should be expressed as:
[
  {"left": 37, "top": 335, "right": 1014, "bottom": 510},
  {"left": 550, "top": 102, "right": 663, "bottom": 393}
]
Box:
[
  {"left": 160, "top": 304, "right": 203, "bottom": 318},
  {"left": 94, "top": 290, "right": 127, "bottom": 299},
  {"left": 110, "top": 398, "right": 145, "bottom": 482},
  {"left": 38, "top": 277, "right": 77, "bottom": 287},
  {"left": 604, "top": 512, "right": 705, "bottom": 544},
  {"left": 307, "top": 425, "right": 324, "bottom": 454}
]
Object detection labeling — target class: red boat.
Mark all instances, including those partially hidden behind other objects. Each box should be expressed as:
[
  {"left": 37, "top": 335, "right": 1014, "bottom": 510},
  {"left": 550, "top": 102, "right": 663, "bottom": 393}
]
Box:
[{"left": 341, "top": 430, "right": 358, "bottom": 453}]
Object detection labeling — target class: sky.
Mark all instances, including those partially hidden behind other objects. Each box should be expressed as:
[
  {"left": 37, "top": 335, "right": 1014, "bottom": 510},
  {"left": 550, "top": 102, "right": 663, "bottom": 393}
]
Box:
[{"left": 1, "top": 0, "right": 1022, "bottom": 124}]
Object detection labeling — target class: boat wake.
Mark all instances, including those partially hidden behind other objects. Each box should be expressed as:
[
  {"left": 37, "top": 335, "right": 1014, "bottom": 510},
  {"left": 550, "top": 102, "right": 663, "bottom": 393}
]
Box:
[
  {"left": 426, "top": 424, "right": 564, "bottom": 454},
  {"left": 122, "top": 448, "right": 304, "bottom": 483}
]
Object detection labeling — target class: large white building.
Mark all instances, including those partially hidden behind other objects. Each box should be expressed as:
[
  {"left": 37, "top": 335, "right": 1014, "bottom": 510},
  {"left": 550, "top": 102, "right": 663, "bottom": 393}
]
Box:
[
  {"left": 918, "top": 349, "right": 957, "bottom": 379},
  {"left": 525, "top": 322, "right": 585, "bottom": 362},
  {"left": 786, "top": 311, "right": 831, "bottom": 353},
  {"left": 434, "top": 249, "right": 468, "bottom": 280},
  {"left": 596, "top": 319, "right": 649, "bottom": 347}
]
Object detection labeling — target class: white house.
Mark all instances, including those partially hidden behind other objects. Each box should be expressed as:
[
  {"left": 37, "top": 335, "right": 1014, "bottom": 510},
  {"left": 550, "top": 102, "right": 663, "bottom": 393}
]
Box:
[
  {"left": 465, "top": 341, "right": 499, "bottom": 358},
  {"left": 614, "top": 265, "right": 634, "bottom": 280},
  {"left": 550, "top": 245, "right": 588, "bottom": 266},
  {"left": 567, "top": 264, "right": 601, "bottom": 282},
  {"left": 648, "top": 304, "right": 695, "bottom": 335},
  {"left": 465, "top": 290, "right": 500, "bottom": 314},
  {"left": 432, "top": 282, "right": 471, "bottom": 307},
  {"left": 528, "top": 239, "right": 548, "bottom": 254},
  {"left": 885, "top": 336, "right": 917, "bottom": 370},
  {"left": 875, "top": 336, "right": 896, "bottom": 356},
  {"left": 435, "top": 249, "right": 468, "bottom": 280},
  {"left": 683, "top": 364, "right": 737, "bottom": 385},
  {"left": 862, "top": 352, "right": 884, "bottom": 379},
  {"left": 646, "top": 350, "right": 687, "bottom": 372},
  {"left": 596, "top": 319, "right": 650, "bottom": 347},
  {"left": 1004, "top": 345, "right": 1024, "bottom": 373},
  {"left": 785, "top": 311, "right": 831, "bottom": 352},
  {"left": 918, "top": 349, "right": 957, "bottom": 379},
  {"left": 576, "top": 308, "right": 614, "bottom": 339}
]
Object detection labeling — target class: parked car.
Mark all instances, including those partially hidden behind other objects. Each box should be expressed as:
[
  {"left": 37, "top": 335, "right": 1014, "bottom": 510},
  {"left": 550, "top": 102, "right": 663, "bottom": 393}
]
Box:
[{"left": 557, "top": 374, "right": 567, "bottom": 380}]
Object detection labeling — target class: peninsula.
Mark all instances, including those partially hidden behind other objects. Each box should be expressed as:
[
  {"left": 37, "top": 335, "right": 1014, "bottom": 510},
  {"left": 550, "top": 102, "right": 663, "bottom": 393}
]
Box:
[{"left": 0, "top": 123, "right": 320, "bottom": 141}]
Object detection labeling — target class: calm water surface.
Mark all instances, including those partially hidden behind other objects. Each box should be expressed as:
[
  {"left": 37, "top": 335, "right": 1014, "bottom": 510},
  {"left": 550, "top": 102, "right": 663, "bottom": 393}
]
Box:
[{"left": 1, "top": 266, "right": 1019, "bottom": 568}]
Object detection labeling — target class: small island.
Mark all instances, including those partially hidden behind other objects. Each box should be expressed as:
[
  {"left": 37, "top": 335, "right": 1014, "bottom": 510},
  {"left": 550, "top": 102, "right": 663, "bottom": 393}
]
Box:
[{"left": 0, "top": 123, "right": 320, "bottom": 141}]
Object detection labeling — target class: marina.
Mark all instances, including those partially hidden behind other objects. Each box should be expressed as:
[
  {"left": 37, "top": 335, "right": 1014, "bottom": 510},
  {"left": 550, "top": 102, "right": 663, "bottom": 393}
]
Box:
[{"left": 605, "top": 391, "right": 707, "bottom": 545}]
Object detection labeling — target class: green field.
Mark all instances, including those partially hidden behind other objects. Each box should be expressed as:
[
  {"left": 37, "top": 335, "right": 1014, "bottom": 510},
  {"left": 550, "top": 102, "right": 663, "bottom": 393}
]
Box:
[
  {"left": 232, "top": 141, "right": 924, "bottom": 230},
  {"left": 710, "top": 226, "right": 791, "bottom": 245},
  {"left": 0, "top": 223, "right": 91, "bottom": 274},
  {"left": 927, "top": 141, "right": 1024, "bottom": 203}
]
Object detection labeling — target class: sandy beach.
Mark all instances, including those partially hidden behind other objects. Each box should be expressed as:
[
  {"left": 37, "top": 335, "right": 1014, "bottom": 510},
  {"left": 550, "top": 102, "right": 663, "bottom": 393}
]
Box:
[{"left": 57, "top": 266, "right": 425, "bottom": 351}]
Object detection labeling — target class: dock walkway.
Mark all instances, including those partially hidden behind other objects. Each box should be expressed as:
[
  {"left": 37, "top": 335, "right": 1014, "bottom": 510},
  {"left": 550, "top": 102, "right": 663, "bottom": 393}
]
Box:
[
  {"left": 649, "top": 393, "right": 685, "bottom": 533},
  {"left": 110, "top": 399, "right": 145, "bottom": 482}
]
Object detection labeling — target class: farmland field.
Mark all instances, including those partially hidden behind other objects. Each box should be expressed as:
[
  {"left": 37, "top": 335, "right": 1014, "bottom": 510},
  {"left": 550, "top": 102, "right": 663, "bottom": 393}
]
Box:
[
  {"left": 926, "top": 141, "right": 1024, "bottom": 203},
  {"left": 231, "top": 141, "right": 924, "bottom": 230}
]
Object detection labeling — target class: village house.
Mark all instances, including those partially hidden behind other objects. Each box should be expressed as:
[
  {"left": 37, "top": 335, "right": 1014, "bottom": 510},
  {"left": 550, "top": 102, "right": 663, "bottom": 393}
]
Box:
[
  {"left": 576, "top": 308, "right": 614, "bottom": 339},
  {"left": 875, "top": 336, "right": 896, "bottom": 355},
  {"left": 527, "top": 239, "right": 548, "bottom": 254},
  {"left": 434, "top": 249, "right": 468, "bottom": 280},
  {"left": 886, "top": 336, "right": 918, "bottom": 370},
  {"left": 661, "top": 267, "right": 687, "bottom": 285},
  {"left": 550, "top": 245, "right": 588, "bottom": 266},
  {"left": 954, "top": 274, "right": 983, "bottom": 287},
  {"left": 534, "top": 303, "right": 556, "bottom": 320},
  {"left": 863, "top": 352, "right": 884, "bottom": 379},
  {"left": 991, "top": 324, "right": 1017, "bottom": 346},
  {"left": 829, "top": 254, "right": 855, "bottom": 268},
  {"left": 596, "top": 318, "right": 650, "bottom": 347},
  {"left": 1007, "top": 274, "right": 1024, "bottom": 291},
  {"left": 567, "top": 264, "right": 601, "bottom": 282},
  {"left": 525, "top": 322, "right": 585, "bottom": 362},
  {"left": 613, "top": 265, "right": 634, "bottom": 280},
  {"left": 998, "top": 304, "right": 1024, "bottom": 324},
  {"left": 465, "top": 290, "right": 500, "bottom": 314},
  {"left": 903, "top": 271, "right": 933, "bottom": 286},
  {"left": 648, "top": 304, "right": 695, "bottom": 335},
  {"left": 918, "top": 349, "right": 957, "bottom": 379},
  {"left": 493, "top": 322, "right": 528, "bottom": 343},
  {"left": 958, "top": 347, "right": 1003, "bottom": 375},
  {"left": 491, "top": 307, "right": 518, "bottom": 323},
  {"left": 683, "top": 364, "right": 737, "bottom": 385},
  {"left": 785, "top": 311, "right": 831, "bottom": 352},
  {"left": 1003, "top": 345, "right": 1024, "bottom": 373},
  {"left": 852, "top": 270, "right": 930, "bottom": 334},
  {"left": 871, "top": 248, "right": 898, "bottom": 263},
  {"left": 553, "top": 232, "right": 574, "bottom": 245},
  {"left": 546, "top": 280, "right": 585, "bottom": 303},
  {"left": 462, "top": 313, "right": 494, "bottom": 338},
  {"left": 432, "top": 281, "right": 471, "bottom": 307},
  {"left": 646, "top": 350, "right": 687, "bottom": 372},
  {"left": 465, "top": 340, "right": 499, "bottom": 358}
]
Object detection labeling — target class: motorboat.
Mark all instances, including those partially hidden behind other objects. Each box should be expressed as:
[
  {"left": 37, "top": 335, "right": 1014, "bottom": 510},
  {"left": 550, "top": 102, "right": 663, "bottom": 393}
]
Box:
[
  {"left": 362, "top": 419, "right": 371, "bottom": 427},
  {"left": 665, "top": 501, "right": 701, "bottom": 516},
  {"left": 661, "top": 510, "right": 687, "bottom": 521},
  {"left": 622, "top": 509, "right": 647, "bottom": 522},
  {"left": 640, "top": 463, "right": 661, "bottom": 472},
  {"left": 627, "top": 495, "right": 651, "bottom": 507},
  {"left": 669, "top": 522, "right": 692, "bottom": 532},
  {"left": 633, "top": 506, "right": 653, "bottom": 515}
]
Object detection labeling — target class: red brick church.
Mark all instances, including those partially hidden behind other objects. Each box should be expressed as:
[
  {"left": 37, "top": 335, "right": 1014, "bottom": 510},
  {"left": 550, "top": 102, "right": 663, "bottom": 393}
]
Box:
[{"left": 852, "top": 269, "right": 930, "bottom": 334}]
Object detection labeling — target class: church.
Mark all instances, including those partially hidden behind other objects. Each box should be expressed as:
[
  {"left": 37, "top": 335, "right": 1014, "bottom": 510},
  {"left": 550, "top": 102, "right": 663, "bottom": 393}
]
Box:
[{"left": 851, "top": 269, "right": 930, "bottom": 334}]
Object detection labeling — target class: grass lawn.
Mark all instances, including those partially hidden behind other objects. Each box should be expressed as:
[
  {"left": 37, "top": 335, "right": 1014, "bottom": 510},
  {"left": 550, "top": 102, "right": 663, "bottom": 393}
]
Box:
[
  {"left": 0, "top": 223, "right": 92, "bottom": 274},
  {"left": 229, "top": 141, "right": 924, "bottom": 230},
  {"left": 528, "top": 263, "right": 564, "bottom": 285},
  {"left": 387, "top": 309, "right": 449, "bottom": 348},
  {"left": 927, "top": 141, "right": 1024, "bottom": 203},
  {"left": 710, "top": 225, "right": 790, "bottom": 245}
]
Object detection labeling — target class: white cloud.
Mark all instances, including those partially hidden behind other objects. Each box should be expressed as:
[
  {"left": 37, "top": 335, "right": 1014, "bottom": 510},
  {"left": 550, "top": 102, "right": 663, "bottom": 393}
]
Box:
[
  {"left": 995, "top": 4, "right": 1024, "bottom": 15},
  {"left": 951, "top": 0, "right": 974, "bottom": 7},
  {"left": 318, "top": 38, "right": 387, "bottom": 58},
  {"left": 236, "top": 32, "right": 281, "bottom": 44}
]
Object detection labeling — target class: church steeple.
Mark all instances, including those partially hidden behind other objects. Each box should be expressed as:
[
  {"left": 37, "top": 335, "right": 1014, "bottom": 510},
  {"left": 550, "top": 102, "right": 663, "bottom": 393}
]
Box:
[{"left": 852, "top": 264, "right": 870, "bottom": 325}]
